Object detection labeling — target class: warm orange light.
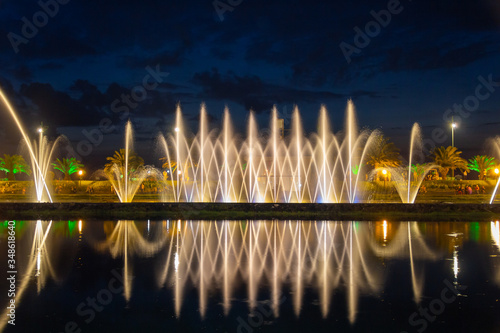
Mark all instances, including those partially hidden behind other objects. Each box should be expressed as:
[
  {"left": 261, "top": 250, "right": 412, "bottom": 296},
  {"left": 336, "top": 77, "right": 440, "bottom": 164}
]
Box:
[
  {"left": 382, "top": 169, "right": 387, "bottom": 175},
  {"left": 383, "top": 220, "right": 387, "bottom": 241}
]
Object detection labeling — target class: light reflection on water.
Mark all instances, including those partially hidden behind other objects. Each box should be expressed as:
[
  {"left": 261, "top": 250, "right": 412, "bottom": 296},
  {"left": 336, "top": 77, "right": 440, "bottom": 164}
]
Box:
[{"left": 1, "top": 219, "right": 500, "bottom": 332}]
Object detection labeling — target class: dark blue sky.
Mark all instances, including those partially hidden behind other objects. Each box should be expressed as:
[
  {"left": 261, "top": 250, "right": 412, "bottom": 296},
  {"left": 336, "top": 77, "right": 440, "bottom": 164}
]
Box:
[{"left": 0, "top": 0, "right": 499, "bottom": 167}]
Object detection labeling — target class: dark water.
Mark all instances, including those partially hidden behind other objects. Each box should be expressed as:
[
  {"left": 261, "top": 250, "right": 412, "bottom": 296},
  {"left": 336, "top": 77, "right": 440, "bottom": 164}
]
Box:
[{"left": 1, "top": 220, "right": 499, "bottom": 333}]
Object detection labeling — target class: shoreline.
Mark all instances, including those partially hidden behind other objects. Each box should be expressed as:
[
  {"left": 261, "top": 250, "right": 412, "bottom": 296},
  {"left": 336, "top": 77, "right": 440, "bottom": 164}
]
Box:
[{"left": 1, "top": 202, "right": 500, "bottom": 221}]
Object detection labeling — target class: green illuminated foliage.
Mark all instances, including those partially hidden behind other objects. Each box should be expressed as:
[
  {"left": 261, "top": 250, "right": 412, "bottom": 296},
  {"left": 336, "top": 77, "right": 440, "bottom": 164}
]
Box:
[
  {"left": 52, "top": 158, "right": 84, "bottom": 180},
  {"left": 0, "top": 154, "right": 31, "bottom": 180},
  {"left": 467, "top": 155, "right": 496, "bottom": 180}
]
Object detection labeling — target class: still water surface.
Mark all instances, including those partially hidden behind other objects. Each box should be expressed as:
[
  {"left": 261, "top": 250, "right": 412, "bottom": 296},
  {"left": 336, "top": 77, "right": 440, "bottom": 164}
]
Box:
[{"left": 1, "top": 220, "right": 499, "bottom": 333}]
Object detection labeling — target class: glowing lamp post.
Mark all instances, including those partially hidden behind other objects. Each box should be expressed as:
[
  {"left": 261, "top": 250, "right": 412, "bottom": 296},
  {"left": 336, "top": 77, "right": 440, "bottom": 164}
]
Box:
[
  {"left": 78, "top": 170, "right": 83, "bottom": 187},
  {"left": 451, "top": 122, "right": 457, "bottom": 147},
  {"left": 382, "top": 169, "right": 387, "bottom": 192}
]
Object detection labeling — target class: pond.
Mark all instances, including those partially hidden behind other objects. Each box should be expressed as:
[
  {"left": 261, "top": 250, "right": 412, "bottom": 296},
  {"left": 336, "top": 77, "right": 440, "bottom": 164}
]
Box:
[{"left": 1, "top": 220, "right": 499, "bottom": 332}]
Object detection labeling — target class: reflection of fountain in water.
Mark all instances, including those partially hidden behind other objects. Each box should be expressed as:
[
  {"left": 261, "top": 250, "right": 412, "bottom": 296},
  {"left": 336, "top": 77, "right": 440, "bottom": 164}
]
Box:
[
  {"left": 367, "top": 221, "right": 439, "bottom": 303},
  {"left": 0, "top": 221, "right": 54, "bottom": 331},
  {"left": 156, "top": 220, "right": 384, "bottom": 322},
  {"left": 94, "top": 221, "right": 165, "bottom": 301},
  {"left": 491, "top": 221, "right": 500, "bottom": 286}
]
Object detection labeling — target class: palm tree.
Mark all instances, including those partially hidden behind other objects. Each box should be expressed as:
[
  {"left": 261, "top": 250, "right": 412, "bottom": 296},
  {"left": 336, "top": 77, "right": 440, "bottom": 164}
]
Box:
[
  {"left": 366, "top": 135, "right": 401, "bottom": 169},
  {"left": 366, "top": 135, "right": 401, "bottom": 180},
  {"left": 467, "top": 155, "right": 496, "bottom": 180},
  {"left": 160, "top": 158, "right": 177, "bottom": 180},
  {"left": 432, "top": 146, "right": 468, "bottom": 179},
  {"left": 104, "top": 149, "right": 144, "bottom": 175},
  {"left": 52, "top": 158, "right": 84, "bottom": 180},
  {"left": 0, "top": 154, "right": 31, "bottom": 180},
  {"left": 411, "top": 163, "right": 428, "bottom": 181}
]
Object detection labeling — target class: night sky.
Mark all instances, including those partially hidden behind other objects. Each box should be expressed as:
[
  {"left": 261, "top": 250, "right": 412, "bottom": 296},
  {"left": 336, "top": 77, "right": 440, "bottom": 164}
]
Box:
[{"left": 0, "top": 0, "right": 499, "bottom": 170}]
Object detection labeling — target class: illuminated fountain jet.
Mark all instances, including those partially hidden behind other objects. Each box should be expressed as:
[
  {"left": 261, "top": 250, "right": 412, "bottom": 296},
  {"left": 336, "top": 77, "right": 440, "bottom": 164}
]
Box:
[
  {"left": 100, "top": 121, "right": 162, "bottom": 203},
  {"left": 93, "top": 221, "right": 166, "bottom": 301},
  {"left": 490, "top": 137, "right": 500, "bottom": 204},
  {"left": 384, "top": 124, "right": 436, "bottom": 203},
  {"left": 158, "top": 100, "right": 377, "bottom": 203},
  {"left": 0, "top": 90, "right": 64, "bottom": 202}
]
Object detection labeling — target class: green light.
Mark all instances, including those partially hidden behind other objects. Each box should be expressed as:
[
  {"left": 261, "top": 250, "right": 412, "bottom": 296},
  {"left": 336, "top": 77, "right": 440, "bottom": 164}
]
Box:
[
  {"left": 470, "top": 222, "right": 480, "bottom": 241},
  {"left": 67, "top": 220, "right": 77, "bottom": 235}
]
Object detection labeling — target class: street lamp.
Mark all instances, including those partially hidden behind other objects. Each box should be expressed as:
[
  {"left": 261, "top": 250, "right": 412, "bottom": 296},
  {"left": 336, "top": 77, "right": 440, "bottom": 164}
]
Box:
[
  {"left": 451, "top": 122, "right": 457, "bottom": 147},
  {"left": 451, "top": 118, "right": 457, "bottom": 179},
  {"left": 382, "top": 169, "right": 387, "bottom": 192},
  {"left": 78, "top": 170, "right": 83, "bottom": 187}
]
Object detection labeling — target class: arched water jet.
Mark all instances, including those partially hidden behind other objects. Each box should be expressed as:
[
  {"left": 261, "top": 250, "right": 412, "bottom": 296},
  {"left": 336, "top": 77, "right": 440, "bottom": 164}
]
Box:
[
  {"left": 157, "top": 100, "right": 379, "bottom": 203},
  {"left": 386, "top": 124, "right": 437, "bottom": 203},
  {"left": 0, "top": 89, "right": 59, "bottom": 202}
]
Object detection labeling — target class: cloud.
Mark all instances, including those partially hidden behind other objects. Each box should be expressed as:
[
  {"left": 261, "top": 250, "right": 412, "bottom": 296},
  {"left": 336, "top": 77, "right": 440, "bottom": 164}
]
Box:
[{"left": 193, "top": 69, "right": 351, "bottom": 112}]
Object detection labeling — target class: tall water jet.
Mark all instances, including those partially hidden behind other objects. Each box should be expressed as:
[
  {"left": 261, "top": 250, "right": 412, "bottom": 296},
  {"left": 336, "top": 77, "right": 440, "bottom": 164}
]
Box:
[
  {"left": 0, "top": 89, "right": 62, "bottom": 202},
  {"left": 291, "top": 106, "right": 305, "bottom": 202},
  {"left": 336, "top": 100, "right": 378, "bottom": 203},
  {"left": 157, "top": 99, "right": 380, "bottom": 203},
  {"left": 221, "top": 107, "right": 234, "bottom": 202},
  {"left": 28, "top": 128, "right": 64, "bottom": 202},
  {"left": 316, "top": 105, "right": 335, "bottom": 202},
  {"left": 198, "top": 103, "right": 209, "bottom": 202},
  {"left": 246, "top": 111, "right": 260, "bottom": 202},
  {"left": 104, "top": 121, "right": 158, "bottom": 203}
]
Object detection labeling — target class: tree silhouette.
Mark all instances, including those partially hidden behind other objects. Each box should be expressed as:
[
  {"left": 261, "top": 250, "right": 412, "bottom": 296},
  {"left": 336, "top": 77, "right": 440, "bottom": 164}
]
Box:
[
  {"left": 105, "top": 149, "right": 144, "bottom": 176},
  {"left": 432, "top": 146, "right": 468, "bottom": 179}
]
